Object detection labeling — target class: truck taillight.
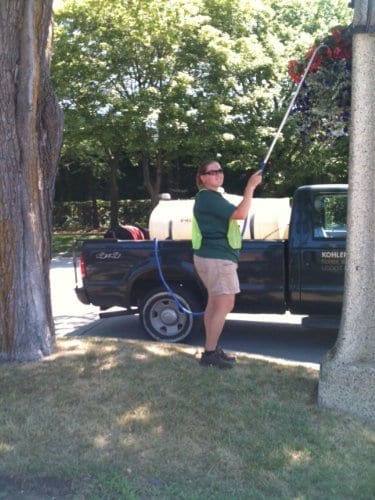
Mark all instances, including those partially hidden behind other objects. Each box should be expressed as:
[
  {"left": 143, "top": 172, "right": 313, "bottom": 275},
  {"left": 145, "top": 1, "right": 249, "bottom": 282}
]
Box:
[{"left": 80, "top": 255, "right": 87, "bottom": 279}]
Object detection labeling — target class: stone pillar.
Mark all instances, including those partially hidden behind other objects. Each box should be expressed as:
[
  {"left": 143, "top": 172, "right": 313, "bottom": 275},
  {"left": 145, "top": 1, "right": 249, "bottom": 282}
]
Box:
[{"left": 318, "top": 3, "right": 375, "bottom": 421}]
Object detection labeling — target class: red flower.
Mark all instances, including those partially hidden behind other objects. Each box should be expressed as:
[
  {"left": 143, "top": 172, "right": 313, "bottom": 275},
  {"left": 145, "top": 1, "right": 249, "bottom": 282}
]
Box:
[
  {"left": 287, "top": 25, "right": 352, "bottom": 85},
  {"left": 333, "top": 47, "right": 342, "bottom": 59},
  {"left": 332, "top": 46, "right": 350, "bottom": 60},
  {"left": 288, "top": 60, "right": 302, "bottom": 83},
  {"left": 309, "top": 55, "right": 323, "bottom": 73},
  {"left": 305, "top": 44, "right": 317, "bottom": 60}
]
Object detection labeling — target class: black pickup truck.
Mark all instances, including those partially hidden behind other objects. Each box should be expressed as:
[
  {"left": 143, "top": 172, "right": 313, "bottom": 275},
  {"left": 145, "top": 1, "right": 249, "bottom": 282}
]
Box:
[{"left": 74, "top": 184, "right": 347, "bottom": 342}]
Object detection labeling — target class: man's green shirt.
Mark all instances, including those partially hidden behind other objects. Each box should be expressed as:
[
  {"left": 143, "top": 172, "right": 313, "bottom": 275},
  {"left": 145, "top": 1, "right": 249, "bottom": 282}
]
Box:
[{"left": 193, "top": 189, "right": 240, "bottom": 263}]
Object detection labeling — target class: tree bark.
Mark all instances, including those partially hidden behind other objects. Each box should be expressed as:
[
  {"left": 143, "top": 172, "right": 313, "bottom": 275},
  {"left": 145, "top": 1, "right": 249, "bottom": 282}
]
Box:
[
  {"left": 0, "top": 0, "right": 63, "bottom": 361},
  {"left": 140, "top": 150, "right": 163, "bottom": 208},
  {"left": 107, "top": 147, "right": 120, "bottom": 228},
  {"left": 318, "top": 0, "right": 375, "bottom": 421}
]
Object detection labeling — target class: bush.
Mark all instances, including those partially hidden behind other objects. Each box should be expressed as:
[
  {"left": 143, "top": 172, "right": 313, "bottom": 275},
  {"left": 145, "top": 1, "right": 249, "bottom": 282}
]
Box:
[{"left": 53, "top": 199, "right": 152, "bottom": 230}]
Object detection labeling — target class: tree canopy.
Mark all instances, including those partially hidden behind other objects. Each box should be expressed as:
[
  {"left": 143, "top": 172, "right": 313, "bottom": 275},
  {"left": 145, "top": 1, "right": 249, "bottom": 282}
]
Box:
[{"left": 52, "top": 0, "right": 352, "bottom": 213}]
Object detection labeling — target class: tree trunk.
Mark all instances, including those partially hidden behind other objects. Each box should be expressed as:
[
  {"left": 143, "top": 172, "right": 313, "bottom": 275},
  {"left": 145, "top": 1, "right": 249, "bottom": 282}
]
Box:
[
  {"left": 140, "top": 150, "right": 163, "bottom": 208},
  {"left": 0, "top": 0, "right": 63, "bottom": 361},
  {"left": 108, "top": 147, "right": 120, "bottom": 227},
  {"left": 318, "top": 0, "right": 375, "bottom": 421}
]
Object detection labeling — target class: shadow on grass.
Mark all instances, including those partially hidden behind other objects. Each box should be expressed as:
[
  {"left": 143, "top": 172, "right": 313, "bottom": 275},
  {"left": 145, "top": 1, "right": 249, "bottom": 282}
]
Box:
[{"left": 0, "top": 337, "right": 373, "bottom": 499}]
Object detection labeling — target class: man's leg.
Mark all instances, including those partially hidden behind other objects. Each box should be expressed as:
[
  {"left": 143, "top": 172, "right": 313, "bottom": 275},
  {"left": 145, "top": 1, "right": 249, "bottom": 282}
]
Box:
[{"left": 203, "top": 293, "right": 235, "bottom": 351}]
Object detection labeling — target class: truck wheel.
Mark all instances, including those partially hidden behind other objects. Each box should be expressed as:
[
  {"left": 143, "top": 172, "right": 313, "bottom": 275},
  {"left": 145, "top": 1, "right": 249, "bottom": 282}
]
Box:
[{"left": 140, "top": 287, "right": 202, "bottom": 342}]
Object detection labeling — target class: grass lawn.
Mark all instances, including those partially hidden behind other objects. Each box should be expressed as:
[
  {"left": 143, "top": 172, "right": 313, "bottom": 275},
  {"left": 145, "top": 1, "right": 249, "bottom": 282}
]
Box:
[{"left": 0, "top": 337, "right": 374, "bottom": 499}]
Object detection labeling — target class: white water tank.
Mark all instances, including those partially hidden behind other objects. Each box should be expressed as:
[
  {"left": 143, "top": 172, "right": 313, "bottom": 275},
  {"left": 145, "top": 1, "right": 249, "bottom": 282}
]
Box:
[{"left": 149, "top": 193, "right": 291, "bottom": 241}]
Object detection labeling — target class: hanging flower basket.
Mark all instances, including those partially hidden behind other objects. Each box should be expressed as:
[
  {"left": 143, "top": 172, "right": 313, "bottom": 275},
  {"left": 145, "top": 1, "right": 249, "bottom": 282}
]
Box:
[{"left": 288, "top": 25, "right": 352, "bottom": 140}]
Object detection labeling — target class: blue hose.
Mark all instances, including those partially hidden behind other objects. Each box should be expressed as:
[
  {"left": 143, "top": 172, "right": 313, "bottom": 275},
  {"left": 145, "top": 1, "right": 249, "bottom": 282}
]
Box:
[{"left": 153, "top": 238, "right": 204, "bottom": 317}]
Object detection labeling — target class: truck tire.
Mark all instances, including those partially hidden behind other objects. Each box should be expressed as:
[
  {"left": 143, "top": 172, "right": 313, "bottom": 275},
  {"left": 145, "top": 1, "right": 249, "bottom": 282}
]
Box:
[{"left": 139, "top": 287, "right": 202, "bottom": 342}]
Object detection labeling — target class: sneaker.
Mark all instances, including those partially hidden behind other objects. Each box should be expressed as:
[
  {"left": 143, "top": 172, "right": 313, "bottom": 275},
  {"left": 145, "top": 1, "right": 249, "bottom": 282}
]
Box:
[
  {"left": 199, "top": 350, "right": 234, "bottom": 369},
  {"left": 216, "top": 347, "right": 236, "bottom": 363}
]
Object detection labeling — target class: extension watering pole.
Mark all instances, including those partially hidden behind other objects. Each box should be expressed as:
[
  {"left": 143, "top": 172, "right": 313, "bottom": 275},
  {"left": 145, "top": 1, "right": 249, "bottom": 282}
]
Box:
[
  {"left": 259, "top": 43, "right": 327, "bottom": 174},
  {"left": 155, "top": 44, "right": 328, "bottom": 317},
  {"left": 240, "top": 44, "right": 328, "bottom": 238}
]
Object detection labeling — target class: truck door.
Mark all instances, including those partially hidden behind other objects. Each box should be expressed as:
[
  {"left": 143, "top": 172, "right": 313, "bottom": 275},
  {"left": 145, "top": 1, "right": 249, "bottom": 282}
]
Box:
[{"left": 290, "top": 189, "right": 347, "bottom": 315}]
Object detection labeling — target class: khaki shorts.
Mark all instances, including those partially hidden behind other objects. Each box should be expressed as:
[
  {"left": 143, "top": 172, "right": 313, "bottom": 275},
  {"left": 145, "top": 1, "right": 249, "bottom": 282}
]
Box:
[{"left": 194, "top": 255, "right": 240, "bottom": 296}]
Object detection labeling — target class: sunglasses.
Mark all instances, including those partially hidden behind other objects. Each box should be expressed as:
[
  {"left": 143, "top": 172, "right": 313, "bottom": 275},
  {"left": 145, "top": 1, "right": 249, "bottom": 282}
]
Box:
[{"left": 202, "top": 169, "right": 224, "bottom": 176}]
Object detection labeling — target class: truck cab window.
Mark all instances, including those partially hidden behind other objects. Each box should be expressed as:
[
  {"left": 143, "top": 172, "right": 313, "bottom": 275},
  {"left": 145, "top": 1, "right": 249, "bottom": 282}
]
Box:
[{"left": 313, "top": 193, "right": 347, "bottom": 239}]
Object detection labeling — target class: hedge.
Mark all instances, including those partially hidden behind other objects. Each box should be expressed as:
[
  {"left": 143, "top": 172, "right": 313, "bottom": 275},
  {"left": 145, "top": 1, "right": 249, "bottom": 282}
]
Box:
[{"left": 53, "top": 199, "right": 152, "bottom": 230}]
